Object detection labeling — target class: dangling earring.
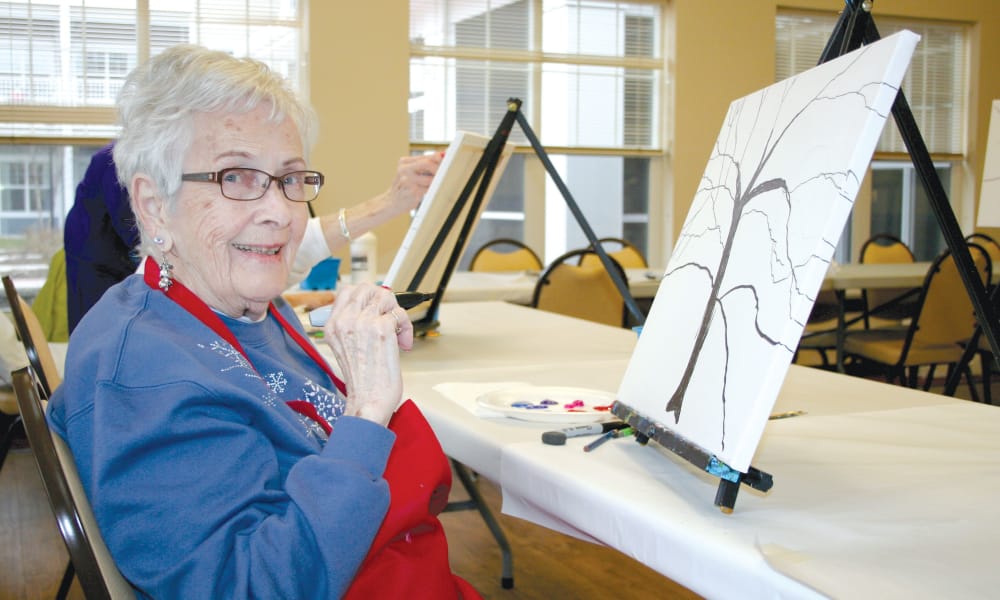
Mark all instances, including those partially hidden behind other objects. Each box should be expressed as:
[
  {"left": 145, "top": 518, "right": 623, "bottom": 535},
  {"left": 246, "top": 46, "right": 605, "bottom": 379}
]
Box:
[{"left": 153, "top": 236, "right": 173, "bottom": 292}]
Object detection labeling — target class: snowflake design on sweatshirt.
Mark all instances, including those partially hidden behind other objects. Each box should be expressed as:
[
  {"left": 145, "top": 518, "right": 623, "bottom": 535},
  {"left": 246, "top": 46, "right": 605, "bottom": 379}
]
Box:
[
  {"left": 197, "top": 339, "right": 334, "bottom": 442},
  {"left": 198, "top": 340, "right": 279, "bottom": 408},
  {"left": 265, "top": 371, "right": 288, "bottom": 395},
  {"left": 301, "top": 379, "right": 346, "bottom": 425}
]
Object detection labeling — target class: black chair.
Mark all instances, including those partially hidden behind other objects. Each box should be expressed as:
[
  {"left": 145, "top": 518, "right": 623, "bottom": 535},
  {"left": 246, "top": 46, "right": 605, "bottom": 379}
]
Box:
[{"left": 12, "top": 367, "right": 134, "bottom": 599}]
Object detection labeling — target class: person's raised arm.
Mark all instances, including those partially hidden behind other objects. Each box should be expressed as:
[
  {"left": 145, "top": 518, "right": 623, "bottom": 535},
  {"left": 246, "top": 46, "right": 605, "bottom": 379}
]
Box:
[
  {"left": 290, "top": 153, "right": 443, "bottom": 285},
  {"left": 320, "top": 153, "right": 442, "bottom": 253}
]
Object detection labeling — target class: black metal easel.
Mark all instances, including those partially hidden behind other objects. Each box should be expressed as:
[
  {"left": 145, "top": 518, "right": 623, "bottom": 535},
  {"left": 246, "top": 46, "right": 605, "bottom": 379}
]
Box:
[
  {"left": 611, "top": 401, "right": 774, "bottom": 513},
  {"left": 822, "top": 0, "right": 1000, "bottom": 389},
  {"left": 614, "top": 0, "right": 991, "bottom": 513},
  {"left": 399, "top": 98, "right": 646, "bottom": 332}
]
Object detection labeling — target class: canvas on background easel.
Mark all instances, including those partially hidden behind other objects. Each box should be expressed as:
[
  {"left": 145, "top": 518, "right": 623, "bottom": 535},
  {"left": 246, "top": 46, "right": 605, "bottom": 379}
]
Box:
[
  {"left": 612, "top": 23, "right": 920, "bottom": 511},
  {"left": 382, "top": 130, "right": 515, "bottom": 333},
  {"left": 384, "top": 98, "right": 648, "bottom": 334},
  {"left": 975, "top": 100, "right": 1000, "bottom": 230}
]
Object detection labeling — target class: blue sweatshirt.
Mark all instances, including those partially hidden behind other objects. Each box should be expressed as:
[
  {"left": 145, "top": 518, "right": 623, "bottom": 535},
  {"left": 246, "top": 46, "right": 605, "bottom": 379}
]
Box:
[{"left": 48, "top": 275, "right": 395, "bottom": 598}]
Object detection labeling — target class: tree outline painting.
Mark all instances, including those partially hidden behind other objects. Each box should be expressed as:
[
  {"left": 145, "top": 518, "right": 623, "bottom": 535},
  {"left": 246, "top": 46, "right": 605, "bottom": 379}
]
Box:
[{"left": 617, "top": 31, "right": 919, "bottom": 472}]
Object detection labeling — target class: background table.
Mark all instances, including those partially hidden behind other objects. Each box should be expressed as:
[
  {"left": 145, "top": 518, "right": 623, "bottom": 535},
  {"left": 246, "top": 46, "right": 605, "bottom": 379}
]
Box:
[
  {"left": 342, "top": 301, "right": 1000, "bottom": 599},
  {"left": 820, "top": 262, "right": 1000, "bottom": 371},
  {"left": 821, "top": 261, "right": 932, "bottom": 291},
  {"left": 441, "top": 268, "right": 661, "bottom": 305}
]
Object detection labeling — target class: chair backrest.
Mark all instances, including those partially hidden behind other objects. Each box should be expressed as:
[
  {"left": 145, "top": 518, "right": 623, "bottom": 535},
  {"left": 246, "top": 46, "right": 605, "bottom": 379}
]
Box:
[
  {"left": 858, "top": 233, "right": 918, "bottom": 324},
  {"left": 965, "top": 233, "right": 1000, "bottom": 271},
  {"left": 469, "top": 238, "right": 543, "bottom": 272},
  {"left": 902, "top": 243, "right": 991, "bottom": 357},
  {"left": 3, "top": 275, "right": 62, "bottom": 397},
  {"left": 11, "top": 367, "right": 134, "bottom": 600},
  {"left": 531, "top": 249, "right": 627, "bottom": 327},
  {"left": 579, "top": 237, "right": 649, "bottom": 269},
  {"left": 860, "top": 233, "right": 916, "bottom": 264}
]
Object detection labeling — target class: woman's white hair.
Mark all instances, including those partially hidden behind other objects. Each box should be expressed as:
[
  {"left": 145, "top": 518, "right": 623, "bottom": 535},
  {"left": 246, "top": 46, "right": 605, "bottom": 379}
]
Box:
[{"left": 112, "top": 45, "right": 318, "bottom": 254}]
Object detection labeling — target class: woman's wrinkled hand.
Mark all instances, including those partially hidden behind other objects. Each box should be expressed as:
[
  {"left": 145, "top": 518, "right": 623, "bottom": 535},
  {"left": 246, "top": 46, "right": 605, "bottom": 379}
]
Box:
[{"left": 322, "top": 283, "right": 413, "bottom": 426}]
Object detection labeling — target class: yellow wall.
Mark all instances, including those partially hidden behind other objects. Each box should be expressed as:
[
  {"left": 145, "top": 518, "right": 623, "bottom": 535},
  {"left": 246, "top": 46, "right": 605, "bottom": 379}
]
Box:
[
  {"left": 309, "top": 3, "right": 412, "bottom": 270},
  {"left": 309, "top": 0, "right": 1000, "bottom": 269}
]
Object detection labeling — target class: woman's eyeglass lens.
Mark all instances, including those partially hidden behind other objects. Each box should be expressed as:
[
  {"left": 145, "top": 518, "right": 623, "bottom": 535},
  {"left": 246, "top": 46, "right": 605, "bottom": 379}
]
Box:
[{"left": 181, "top": 168, "right": 324, "bottom": 202}]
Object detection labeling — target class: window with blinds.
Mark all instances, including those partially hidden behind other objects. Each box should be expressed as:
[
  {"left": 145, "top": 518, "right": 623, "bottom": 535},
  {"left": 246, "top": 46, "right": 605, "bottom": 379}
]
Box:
[
  {"left": 0, "top": 0, "right": 305, "bottom": 139},
  {"left": 775, "top": 10, "right": 969, "bottom": 156},
  {"left": 409, "top": 0, "right": 663, "bottom": 267},
  {"left": 0, "top": 0, "right": 306, "bottom": 262},
  {"left": 409, "top": 0, "right": 663, "bottom": 150}
]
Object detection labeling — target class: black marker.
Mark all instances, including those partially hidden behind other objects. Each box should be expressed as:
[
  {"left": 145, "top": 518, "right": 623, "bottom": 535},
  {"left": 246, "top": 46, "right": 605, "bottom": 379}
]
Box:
[
  {"left": 308, "top": 291, "right": 436, "bottom": 327},
  {"left": 541, "top": 421, "right": 628, "bottom": 446},
  {"left": 394, "top": 291, "right": 436, "bottom": 309}
]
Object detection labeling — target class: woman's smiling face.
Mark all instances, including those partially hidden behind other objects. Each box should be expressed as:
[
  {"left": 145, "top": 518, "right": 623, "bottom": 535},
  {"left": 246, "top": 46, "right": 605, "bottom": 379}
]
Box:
[{"left": 163, "top": 104, "right": 310, "bottom": 319}]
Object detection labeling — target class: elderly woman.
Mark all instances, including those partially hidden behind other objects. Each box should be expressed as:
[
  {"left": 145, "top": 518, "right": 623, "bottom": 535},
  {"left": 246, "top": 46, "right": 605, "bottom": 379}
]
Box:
[
  {"left": 64, "top": 139, "right": 438, "bottom": 332},
  {"left": 47, "top": 45, "right": 478, "bottom": 599}
]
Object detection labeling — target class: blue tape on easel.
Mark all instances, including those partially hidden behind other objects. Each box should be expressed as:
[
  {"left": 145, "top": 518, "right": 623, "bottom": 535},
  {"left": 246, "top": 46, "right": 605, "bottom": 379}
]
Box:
[{"left": 706, "top": 457, "right": 741, "bottom": 482}]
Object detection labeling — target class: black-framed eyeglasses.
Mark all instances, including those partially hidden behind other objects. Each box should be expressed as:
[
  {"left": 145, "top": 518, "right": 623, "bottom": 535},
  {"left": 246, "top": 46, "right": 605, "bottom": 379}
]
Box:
[{"left": 181, "top": 168, "right": 325, "bottom": 202}]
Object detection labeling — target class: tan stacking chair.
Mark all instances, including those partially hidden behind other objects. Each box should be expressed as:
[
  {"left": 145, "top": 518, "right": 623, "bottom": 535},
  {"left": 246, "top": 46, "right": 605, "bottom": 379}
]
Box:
[
  {"left": 469, "top": 238, "right": 543, "bottom": 272},
  {"left": 794, "top": 288, "right": 843, "bottom": 369},
  {"left": 12, "top": 367, "right": 134, "bottom": 599},
  {"left": 580, "top": 237, "right": 649, "bottom": 269},
  {"left": 0, "top": 380, "right": 19, "bottom": 474},
  {"left": 843, "top": 243, "right": 991, "bottom": 395},
  {"left": 532, "top": 249, "right": 628, "bottom": 327},
  {"left": 858, "top": 233, "right": 920, "bottom": 330},
  {"left": 3, "top": 275, "right": 63, "bottom": 397},
  {"left": 952, "top": 233, "right": 1000, "bottom": 403},
  {"left": 965, "top": 233, "right": 1000, "bottom": 286},
  {"left": 4, "top": 275, "right": 78, "bottom": 597}
]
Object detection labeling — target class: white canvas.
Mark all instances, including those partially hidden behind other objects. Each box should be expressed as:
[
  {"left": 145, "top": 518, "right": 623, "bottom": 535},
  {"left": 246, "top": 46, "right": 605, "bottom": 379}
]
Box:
[
  {"left": 617, "top": 31, "right": 920, "bottom": 472},
  {"left": 975, "top": 100, "right": 1000, "bottom": 227},
  {"left": 383, "top": 131, "right": 514, "bottom": 323}
]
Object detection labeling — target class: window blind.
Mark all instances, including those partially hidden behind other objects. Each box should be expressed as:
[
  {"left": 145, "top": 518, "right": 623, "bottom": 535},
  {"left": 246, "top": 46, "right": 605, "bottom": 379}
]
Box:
[
  {"left": 775, "top": 10, "right": 968, "bottom": 156},
  {"left": 0, "top": 0, "right": 305, "bottom": 140}
]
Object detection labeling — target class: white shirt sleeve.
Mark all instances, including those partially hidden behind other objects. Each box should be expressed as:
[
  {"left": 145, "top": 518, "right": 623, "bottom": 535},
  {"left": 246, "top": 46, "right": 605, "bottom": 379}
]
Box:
[{"left": 289, "top": 217, "right": 333, "bottom": 285}]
